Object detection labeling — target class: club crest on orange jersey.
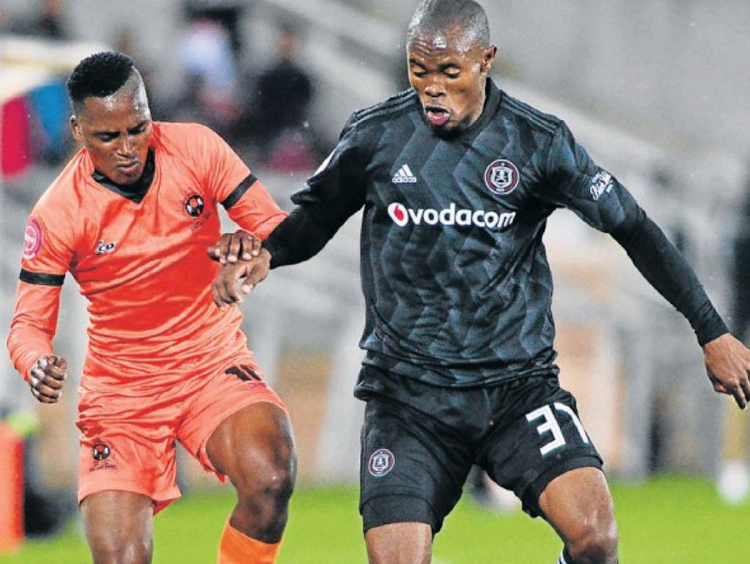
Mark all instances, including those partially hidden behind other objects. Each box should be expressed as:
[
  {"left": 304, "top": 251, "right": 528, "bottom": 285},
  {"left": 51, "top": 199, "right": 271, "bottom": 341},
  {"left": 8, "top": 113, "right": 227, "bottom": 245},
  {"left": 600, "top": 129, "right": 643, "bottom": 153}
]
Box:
[
  {"left": 23, "top": 218, "right": 44, "bottom": 260},
  {"left": 184, "top": 194, "right": 205, "bottom": 217},
  {"left": 485, "top": 159, "right": 520, "bottom": 196}
]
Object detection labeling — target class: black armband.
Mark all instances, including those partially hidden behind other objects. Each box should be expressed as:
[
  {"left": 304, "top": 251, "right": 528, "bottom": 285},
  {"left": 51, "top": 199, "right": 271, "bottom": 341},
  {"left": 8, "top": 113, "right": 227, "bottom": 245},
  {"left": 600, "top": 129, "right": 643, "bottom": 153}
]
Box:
[
  {"left": 221, "top": 174, "right": 257, "bottom": 210},
  {"left": 20, "top": 269, "right": 65, "bottom": 286}
]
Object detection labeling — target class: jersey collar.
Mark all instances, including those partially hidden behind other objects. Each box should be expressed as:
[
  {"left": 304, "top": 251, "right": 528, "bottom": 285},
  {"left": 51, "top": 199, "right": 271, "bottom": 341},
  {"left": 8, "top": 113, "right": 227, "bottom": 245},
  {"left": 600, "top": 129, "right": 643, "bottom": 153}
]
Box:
[
  {"left": 461, "top": 78, "right": 503, "bottom": 138},
  {"left": 91, "top": 149, "right": 155, "bottom": 203}
]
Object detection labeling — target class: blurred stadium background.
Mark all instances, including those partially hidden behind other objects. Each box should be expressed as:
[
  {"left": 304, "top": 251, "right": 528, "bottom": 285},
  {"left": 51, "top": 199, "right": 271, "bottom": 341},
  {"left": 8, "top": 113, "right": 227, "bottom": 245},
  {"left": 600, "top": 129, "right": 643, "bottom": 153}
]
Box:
[{"left": 1, "top": 0, "right": 750, "bottom": 561}]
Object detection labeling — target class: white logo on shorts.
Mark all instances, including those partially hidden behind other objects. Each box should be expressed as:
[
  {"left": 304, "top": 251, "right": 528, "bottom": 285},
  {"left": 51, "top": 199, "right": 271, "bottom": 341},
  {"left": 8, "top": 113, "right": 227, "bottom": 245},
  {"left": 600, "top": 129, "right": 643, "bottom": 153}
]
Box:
[{"left": 368, "top": 448, "right": 395, "bottom": 477}]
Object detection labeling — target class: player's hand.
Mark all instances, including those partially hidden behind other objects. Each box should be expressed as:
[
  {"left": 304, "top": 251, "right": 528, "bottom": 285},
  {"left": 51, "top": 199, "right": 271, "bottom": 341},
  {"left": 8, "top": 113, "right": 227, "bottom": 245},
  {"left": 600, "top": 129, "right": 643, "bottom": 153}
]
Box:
[
  {"left": 212, "top": 249, "right": 272, "bottom": 309},
  {"left": 207, "top": 229, "right": 262, "bottom": 265},
  {"left": 29, "top": 354, "right": 68, "bottom": 404},
  {"left": 703, "top": 333, "right": 750, "bottom": 409}
]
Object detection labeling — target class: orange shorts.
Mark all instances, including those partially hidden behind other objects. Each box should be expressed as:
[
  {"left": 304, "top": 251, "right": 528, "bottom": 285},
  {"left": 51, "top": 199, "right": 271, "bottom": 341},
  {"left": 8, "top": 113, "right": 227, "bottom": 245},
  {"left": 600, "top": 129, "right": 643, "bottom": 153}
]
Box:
[{"left": 75, "top": 351, "right": 287, "bottom": 514}]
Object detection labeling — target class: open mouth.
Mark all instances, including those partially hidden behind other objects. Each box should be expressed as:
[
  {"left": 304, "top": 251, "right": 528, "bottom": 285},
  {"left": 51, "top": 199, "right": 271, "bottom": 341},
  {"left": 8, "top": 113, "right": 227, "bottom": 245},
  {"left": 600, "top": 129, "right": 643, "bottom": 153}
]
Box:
[{"left": 425, "top": 105, "right": 450, "bottom": 127}]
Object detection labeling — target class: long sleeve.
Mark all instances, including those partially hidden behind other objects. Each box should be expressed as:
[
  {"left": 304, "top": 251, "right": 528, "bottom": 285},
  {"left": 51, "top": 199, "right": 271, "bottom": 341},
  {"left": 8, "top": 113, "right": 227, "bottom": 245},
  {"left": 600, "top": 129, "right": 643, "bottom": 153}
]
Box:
[
  {"left": 537, "top": 122, "right": 728, "bottom": 345},
  {"left": 7, "top": 279, "right": 63, "bottom": 382},
  {"left": 263, "top": 203, "right": 346, "bottom": 268},
  {"left": 611, "top": 207, "right": 728, "bottom": 346},
  {"left": 221, "top": 175, "right": 288, "bottom": 240},
  {"left": 263, "top": 113, "right": 367, "bottom": 267}
]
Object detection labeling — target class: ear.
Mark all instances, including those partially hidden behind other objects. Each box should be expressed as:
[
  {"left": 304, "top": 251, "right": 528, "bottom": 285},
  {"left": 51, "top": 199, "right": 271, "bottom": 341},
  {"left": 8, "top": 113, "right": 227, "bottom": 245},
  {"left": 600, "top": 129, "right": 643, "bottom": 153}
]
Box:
[
  {"left": 69, "top": 115, "right": 83, "bottom": 144},
  {"left": 482, "top": 45, "right": 497, "bottom": 74}
]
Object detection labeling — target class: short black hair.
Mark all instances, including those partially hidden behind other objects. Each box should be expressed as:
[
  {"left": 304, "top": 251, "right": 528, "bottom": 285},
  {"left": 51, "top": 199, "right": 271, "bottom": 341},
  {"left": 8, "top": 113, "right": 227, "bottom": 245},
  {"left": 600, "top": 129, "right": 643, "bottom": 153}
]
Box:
[
  {"left": 66, "top": 51, "right": 135, "bottom": 104},
  {"left": 407, "top": 0, "right": 490, "bottom": 48}
]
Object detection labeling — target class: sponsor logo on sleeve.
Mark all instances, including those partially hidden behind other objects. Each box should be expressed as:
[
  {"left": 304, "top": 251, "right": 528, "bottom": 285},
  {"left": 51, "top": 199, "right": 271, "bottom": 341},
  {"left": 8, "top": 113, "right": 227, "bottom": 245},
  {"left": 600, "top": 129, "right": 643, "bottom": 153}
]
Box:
[
  {"left": 589, "top": 170, "right": 614, "bottom": 201},
  {"left": 22, "top": 218, "right": 44, "bottom": 261},
  {"left": 484, "top": 159, "right": 520, "bottom": 196}
]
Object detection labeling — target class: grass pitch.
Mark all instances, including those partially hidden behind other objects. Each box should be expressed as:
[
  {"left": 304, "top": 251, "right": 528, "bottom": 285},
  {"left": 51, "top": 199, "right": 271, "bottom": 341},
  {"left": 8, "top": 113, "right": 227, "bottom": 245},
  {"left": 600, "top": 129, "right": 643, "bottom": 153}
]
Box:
[{"left": 3, "top": 475, "right": 749, "bottom": 563}]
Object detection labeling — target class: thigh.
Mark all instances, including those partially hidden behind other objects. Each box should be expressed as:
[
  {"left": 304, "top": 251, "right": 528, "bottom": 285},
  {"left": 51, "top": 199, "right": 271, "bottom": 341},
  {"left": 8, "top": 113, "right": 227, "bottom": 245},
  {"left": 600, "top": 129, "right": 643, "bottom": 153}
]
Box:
[
  {"left": 538, "top": 466, "right": 616, "bottom": 545},
  {"left": 481, "top": 380, "right": 603, "bottom": 517},
  {"left": 178, "top": 353, "right": 291, "bottom": 480},
  {"left": 359, "top": 398, "right": 473, "bottom": 535},
  {"left": 81, "top": 490, "right": 154, "bottom": 563},
  {"left": 365, "top": 522, "right": 432, "bottom": 564},
  {"left": 205, "top": 400, "right": 295, "bottom": 482}
]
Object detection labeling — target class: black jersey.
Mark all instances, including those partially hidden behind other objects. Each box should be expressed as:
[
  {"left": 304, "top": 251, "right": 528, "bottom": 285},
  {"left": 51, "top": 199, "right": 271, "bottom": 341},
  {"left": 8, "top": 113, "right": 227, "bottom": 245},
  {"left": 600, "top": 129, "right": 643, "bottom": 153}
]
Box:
[{"left": 265, "top": 79, "right": 726, "bottom": 387}]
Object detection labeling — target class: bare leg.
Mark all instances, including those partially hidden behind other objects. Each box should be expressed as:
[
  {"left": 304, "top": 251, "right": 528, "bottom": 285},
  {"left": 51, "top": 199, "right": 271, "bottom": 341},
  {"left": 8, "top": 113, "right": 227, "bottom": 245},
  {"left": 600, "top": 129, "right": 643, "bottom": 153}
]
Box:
[
  {"left": 81, "top": 490, "right": 154, "bottom": 564},
  {"left": 365, "top": 522, "right": 432, "bottom": 564},
  {"left": 539, "top": 467, "right": 618, "bottom": 564},
  {"left": 206, "top": 402, "right": 296, "bottom": 542}
]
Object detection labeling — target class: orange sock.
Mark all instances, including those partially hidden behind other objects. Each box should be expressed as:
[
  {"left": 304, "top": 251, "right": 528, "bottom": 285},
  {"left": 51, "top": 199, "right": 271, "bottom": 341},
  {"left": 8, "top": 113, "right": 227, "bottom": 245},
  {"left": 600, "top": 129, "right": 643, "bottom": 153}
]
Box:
[{"left": 217, "top": 520, "right": 281, "bottom": 564}]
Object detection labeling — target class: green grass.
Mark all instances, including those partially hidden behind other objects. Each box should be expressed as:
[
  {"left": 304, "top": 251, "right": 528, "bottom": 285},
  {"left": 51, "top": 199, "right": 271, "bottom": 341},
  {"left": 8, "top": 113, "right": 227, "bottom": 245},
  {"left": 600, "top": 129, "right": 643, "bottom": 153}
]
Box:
[{"left": 2, "top": 476, "right": 749, "bottom": 563}]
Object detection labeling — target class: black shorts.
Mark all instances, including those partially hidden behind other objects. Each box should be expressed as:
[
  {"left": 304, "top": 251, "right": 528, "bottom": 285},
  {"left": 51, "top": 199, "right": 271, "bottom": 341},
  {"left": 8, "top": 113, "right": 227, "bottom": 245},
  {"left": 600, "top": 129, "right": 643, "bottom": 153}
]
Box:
[{"left": 355, "top": 366, "right": 603, "bottom": 534}]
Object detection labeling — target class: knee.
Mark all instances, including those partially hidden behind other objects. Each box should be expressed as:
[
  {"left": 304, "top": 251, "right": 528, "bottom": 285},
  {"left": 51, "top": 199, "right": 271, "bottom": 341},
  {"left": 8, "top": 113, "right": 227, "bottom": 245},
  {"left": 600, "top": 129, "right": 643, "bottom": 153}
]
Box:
[
  {"left": 90, "top": 538, "right": 152, "bottom": 564},
  {"left": 233, "top": 446, "right": 297, "bottom": 507},
  {"left": 567, "top": 519, "right": 619, "bottom": 564}
]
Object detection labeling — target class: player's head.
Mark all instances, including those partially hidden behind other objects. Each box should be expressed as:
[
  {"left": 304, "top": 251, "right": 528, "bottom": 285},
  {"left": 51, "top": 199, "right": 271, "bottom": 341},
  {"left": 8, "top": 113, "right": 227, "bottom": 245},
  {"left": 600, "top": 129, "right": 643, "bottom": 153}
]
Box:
[
  {"left": 406, "top": 0, "right": 496, "bottom": 136},
  {"left": 67, "top": 51, "right": 153, "bottom": 186}
]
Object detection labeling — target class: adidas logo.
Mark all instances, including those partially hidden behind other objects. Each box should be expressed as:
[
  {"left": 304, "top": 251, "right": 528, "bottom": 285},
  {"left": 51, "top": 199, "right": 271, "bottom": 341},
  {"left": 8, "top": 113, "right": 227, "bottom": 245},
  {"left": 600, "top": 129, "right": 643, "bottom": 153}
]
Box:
[{"left": 392, "top": 164, "right": 417, "bottom": 184}]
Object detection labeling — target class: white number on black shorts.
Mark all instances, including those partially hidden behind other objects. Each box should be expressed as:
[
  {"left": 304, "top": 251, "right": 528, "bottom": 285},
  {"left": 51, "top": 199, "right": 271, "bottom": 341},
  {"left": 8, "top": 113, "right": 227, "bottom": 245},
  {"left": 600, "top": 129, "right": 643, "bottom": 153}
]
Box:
[{"left": 525, "top": 403, "right": 590, "bottom": 456}]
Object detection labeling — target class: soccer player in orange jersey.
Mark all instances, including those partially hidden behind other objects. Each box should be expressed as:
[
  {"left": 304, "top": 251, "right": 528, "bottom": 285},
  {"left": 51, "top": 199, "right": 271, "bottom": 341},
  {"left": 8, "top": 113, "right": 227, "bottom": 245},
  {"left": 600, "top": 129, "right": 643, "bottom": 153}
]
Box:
[{"left": 7, "top": 51, "right": 294, "bottom": 564}]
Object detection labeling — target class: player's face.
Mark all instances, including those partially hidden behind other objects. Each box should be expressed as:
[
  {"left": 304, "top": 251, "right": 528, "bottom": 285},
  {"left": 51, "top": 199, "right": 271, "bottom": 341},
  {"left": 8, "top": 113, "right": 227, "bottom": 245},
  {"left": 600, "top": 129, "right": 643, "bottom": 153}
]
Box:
[
  {"left": 70, "top": 83, "right": 153, "bottom": 186},
  {"left": 408, "top": 26, "right": 496, "bottom": 135}
]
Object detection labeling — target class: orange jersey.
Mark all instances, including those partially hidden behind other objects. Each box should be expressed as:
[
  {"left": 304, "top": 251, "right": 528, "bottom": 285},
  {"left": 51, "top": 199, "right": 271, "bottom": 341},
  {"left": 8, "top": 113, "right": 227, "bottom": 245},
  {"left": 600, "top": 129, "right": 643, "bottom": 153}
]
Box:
[{"left": 8, "top": 122, "right": 286, "bottom": 386}]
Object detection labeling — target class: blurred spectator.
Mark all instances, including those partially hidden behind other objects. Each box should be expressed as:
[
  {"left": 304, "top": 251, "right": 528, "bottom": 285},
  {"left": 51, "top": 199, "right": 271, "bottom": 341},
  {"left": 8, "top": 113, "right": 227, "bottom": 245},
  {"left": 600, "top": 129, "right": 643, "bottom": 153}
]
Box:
[
  {"left": 114, "top": 27, "right": 168, "bottom": 121},
  {"left": 29, "top": 0, "right": 69, "bottom": 40},
  {"left": 175, "top": 12, "right": 242, "bottom": 139},
  {"left": 714, "top": 164, "right": 750, "bottom": 505},
  {"left": 731, "top": 174, "right": 750, "bottom": 341},
  {"left": 242, "top": 23, "right": 318, "bottom": 172},
  {"left": 0, "top": 10, "right": 11, "bottom": 33},
  {"left": 184, "top": 0, "right": 247, "bottom": 59}
]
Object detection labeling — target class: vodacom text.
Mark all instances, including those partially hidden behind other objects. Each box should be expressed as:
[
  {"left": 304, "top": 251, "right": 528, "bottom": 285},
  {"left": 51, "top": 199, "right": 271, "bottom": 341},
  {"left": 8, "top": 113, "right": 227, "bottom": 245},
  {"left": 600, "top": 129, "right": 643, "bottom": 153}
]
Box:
[{"left": 388, "top": 202, "right": 516, "bottom": 229}]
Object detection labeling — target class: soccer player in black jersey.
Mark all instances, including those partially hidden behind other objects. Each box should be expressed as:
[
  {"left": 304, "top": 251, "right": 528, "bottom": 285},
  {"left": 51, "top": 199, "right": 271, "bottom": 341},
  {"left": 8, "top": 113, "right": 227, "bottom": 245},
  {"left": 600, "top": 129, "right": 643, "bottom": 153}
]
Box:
[{"left": 210, "top": 1, "right": 750, "bottom": 562}]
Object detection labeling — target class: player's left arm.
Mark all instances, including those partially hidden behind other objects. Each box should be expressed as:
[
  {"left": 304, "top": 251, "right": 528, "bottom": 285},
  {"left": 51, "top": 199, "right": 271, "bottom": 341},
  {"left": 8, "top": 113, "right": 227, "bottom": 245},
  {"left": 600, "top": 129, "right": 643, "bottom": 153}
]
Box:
[
  {"left": 191, "top": 123, "right": 288, "bottom": 247},
  {"left": 703, "top": 333, "right": 750, "bottom": 409},
  {"left": 218, "top": 174, "right": 288, "bottom": 241},
  {"left": 541, "top": 122, "right": 750, "bottom": 409},
  {"left": 611, "top": 208, "right": 750, "bottom": 408}
]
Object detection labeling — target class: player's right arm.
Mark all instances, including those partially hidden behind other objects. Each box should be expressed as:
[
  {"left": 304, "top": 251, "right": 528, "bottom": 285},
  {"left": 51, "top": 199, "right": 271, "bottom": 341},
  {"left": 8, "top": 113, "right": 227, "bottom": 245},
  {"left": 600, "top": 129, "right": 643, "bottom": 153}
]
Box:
[
  {"left": 216, "top": 115, "right": 366, "bottom": 266},
  {"left": 7, "top": 212, "right": 73, "bottom": 402},
  {"left": 210, "top": 116, "right": 367, "bottom": 306}
]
